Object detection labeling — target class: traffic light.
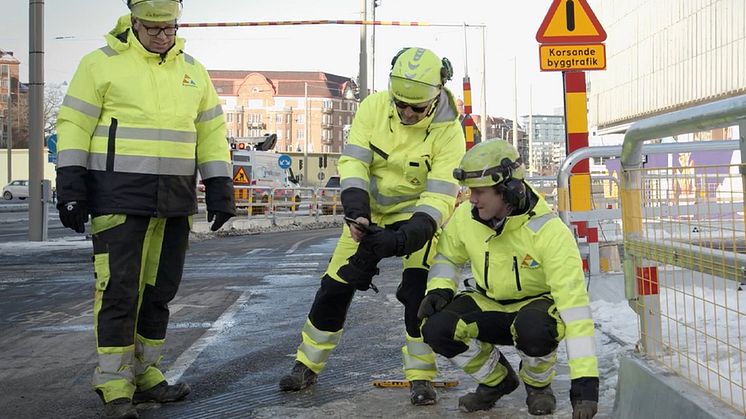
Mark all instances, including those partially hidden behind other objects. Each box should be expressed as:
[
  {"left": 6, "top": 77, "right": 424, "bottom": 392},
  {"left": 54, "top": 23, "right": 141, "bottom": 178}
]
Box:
[
  {"left": 318, "top": 156, "right": 323, "bottom": 168},
  {"left": 323, "top": 154, "right": 328, "bottom": 168},
  {"left": 299, "top": 160, "right": 303, "bottom": 170}
]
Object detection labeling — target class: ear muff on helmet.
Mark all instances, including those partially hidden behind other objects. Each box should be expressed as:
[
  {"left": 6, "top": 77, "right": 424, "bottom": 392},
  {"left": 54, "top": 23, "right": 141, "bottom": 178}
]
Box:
[{"left": 496, "top": 178, "right": 527, "bottom": 210}]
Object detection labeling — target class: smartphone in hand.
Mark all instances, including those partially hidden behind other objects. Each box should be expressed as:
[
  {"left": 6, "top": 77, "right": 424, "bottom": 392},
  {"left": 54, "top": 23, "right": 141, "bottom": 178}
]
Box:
[{"left": 344, "top": 216, "right": 371, "bottom": 233}]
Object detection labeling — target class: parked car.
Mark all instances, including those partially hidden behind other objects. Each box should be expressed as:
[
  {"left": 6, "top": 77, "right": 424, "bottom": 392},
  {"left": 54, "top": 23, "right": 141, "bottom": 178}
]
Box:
[
  {"left": 3, "top": 180, "right": 29, "bottom": 200},
  {"left": 320, "top": 175, "right": 341, "bottom": 215}
]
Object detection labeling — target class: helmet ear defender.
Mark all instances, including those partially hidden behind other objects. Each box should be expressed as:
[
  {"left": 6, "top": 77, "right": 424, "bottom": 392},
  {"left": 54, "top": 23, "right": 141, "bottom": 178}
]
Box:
[{"left": 493, "top": 158, "right": 526, "bottom": 210}]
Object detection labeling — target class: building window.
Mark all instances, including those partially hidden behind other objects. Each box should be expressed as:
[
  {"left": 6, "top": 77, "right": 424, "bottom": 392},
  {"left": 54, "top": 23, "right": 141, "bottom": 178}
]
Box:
[
  {"left": 226, "top": 113, "right": 233, "bottom": 123},
  {"left": 277, "top": 129, "right": 283, "bottom": 139},
  {"left": 297, "top": 129, "right": 304, "bottom": 140},
  {"left": 276, "top": 114, "right": 283, "bottom": 123}
]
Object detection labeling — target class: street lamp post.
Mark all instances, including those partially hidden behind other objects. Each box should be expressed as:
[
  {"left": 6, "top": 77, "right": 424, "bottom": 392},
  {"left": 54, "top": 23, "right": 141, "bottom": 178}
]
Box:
[{"left": 304, "top": 82, "right": 309, "bottom": 185}]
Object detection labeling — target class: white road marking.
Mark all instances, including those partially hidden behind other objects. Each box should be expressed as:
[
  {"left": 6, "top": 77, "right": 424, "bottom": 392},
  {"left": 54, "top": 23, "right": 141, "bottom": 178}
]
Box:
[
  {"left": 165, "top": 291, "right": 252, "bottom": 383},
  {"left": 286, "top": 236, "right": 324, "bottom": 255}
]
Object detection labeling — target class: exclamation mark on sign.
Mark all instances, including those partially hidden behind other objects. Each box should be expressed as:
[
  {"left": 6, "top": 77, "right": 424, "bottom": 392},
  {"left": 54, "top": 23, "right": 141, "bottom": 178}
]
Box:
[{"left": 566, "top": 0, "right": 576, "bottom": 31}]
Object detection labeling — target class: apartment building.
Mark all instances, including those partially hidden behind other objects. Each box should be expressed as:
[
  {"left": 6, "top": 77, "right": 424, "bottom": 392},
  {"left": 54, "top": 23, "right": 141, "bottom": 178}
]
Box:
[{"left": 209, "top": 70, "right": 358, "bottom": 154}]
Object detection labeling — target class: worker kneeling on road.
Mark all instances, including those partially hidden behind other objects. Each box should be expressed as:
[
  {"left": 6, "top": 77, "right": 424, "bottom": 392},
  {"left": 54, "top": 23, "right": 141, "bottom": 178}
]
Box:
[
  {"left": 55, "top": 1, "right": 235, "bottom": 418},
  {"left": 279, "top": 47, "right": 465, "bottom": 406},
  {"left": 418, "top": 140, "right": 599, "bottom": 418}
]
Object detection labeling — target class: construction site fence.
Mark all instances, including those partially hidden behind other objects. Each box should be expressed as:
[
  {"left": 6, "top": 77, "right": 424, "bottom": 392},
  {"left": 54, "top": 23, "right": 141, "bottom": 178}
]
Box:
[{"left": 617, "top": 94, "right": 746, "bottom": 415}]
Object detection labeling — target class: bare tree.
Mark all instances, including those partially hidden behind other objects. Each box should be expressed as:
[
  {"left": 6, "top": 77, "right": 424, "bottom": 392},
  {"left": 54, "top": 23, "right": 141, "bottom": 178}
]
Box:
[{"left": 44, "top": 83, "right": 65, "bottom": 139}]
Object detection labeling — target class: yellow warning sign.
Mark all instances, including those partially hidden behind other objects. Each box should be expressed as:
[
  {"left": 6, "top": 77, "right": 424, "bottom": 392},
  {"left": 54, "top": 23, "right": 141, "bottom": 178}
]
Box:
[
  {"left": 536, "top": 0, "right": 606, "bottom": 44},
  {"left": 233, "top": 166, "right": 249, "bottom": 184},
  {"left": 539, "top": 44, "right": 606, "bottom": 71}
]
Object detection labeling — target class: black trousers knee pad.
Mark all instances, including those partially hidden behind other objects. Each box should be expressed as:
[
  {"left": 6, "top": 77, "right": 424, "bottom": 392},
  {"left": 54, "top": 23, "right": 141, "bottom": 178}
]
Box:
[
  {"left": 513, "top": 299, "right": 559, "bottom": 357},
  {"left": 421, "top": 310, "right": 468, "bottom": 358},
  {"left": 308, "top": 274, "right": 356, "bottom": 332},
  {"left": 396, "top": 268, "right": 428, "bottom": 337}
]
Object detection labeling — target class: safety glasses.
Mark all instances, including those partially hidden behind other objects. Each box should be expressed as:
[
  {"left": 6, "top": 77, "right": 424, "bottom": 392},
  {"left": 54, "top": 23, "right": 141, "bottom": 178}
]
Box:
[
  {"left": 139, "top": 22, "right": 179, "bottom": 36},
  {"left": 394, "top": 99, "right": 433, "bottom": 113}
]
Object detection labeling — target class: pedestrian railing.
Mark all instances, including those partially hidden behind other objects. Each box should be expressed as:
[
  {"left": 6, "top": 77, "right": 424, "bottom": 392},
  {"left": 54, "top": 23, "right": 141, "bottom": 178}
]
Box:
[{"left": 617, "top": 93, "right": 746, "bottom": 414}]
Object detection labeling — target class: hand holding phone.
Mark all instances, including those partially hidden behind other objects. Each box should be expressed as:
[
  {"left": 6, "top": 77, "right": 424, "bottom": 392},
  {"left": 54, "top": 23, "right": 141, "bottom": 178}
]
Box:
[{"left": 344, "top": 216, "right": 371, "bottom": 233}]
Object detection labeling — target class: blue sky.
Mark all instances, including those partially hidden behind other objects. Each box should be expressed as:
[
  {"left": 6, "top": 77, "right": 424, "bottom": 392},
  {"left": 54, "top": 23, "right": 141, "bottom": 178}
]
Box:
[{"left": 0, "top": 0, "right": 571, "bottom": 118}]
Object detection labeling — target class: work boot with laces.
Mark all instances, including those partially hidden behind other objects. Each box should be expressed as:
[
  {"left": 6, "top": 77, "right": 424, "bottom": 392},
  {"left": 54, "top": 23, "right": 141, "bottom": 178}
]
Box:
[
  {"left": 525, "top": 383, "right": 556, "bottom": 415},
  {"left": 279, "top": 361, "right": 318, "bottom": 391},
  {"left": 410, "top": 380, "right": 437, "bottom": 405},
  {"left": 132, "top": 381, "right": 191, "bottom": 404},
  {"left": 458, "top": 355, "right": 519, "bottom": 412},
  {"left": 101, "top": 398, "right": 138, "bottom": 419}
]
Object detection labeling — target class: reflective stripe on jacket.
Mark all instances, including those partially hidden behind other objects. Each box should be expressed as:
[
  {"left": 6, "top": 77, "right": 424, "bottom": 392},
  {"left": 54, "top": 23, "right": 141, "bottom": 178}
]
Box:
[
  {"left": 339, "top": 89, "right": 465, "bottom": 226},
  {"left": 56, "top": 14, "right": 231, "bottom": 217},
  {"left": 426, "top": 187, "right": 599, "bottom": 379}
]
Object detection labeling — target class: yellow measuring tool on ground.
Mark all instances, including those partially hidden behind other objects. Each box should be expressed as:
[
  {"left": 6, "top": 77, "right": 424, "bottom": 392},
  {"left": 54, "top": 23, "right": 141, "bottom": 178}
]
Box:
[{"left": 372, "top": 380, "right": 459, "bottom": 388}]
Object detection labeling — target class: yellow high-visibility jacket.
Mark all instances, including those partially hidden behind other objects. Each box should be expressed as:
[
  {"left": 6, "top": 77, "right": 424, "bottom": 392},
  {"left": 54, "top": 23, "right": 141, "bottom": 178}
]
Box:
[
  {"left": 339, "top": 89, "right": 465, "bottom": 227},
  {"left": 426, "top": 188, "right": 599, "bottom": 380},
  {"left": 56, "top": 15, "right": 232, "bottom": 217}
]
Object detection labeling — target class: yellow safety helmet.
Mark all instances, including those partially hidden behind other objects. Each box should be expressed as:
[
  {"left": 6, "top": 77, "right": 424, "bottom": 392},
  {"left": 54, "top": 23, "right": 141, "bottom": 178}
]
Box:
[
  {"left": 389, "top": 47, "right": 452, "bottom": 103},
  {"left": 452, "top": 140, "right": 525, "bottom": 188},
  {"left": 126, "top": 0, "right": 182, "bottom": 22}
]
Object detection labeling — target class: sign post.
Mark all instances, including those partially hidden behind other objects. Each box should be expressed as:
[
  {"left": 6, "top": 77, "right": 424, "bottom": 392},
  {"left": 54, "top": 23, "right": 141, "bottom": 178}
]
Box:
[{"left": 536, "top": 0, "right": 606, "bottom": 272}]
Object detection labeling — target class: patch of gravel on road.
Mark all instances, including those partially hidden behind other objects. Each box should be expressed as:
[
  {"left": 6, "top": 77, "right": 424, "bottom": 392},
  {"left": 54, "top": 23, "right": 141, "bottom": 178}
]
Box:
[{"left": 189, "top": 219, "right": 343, "bottom": 242}]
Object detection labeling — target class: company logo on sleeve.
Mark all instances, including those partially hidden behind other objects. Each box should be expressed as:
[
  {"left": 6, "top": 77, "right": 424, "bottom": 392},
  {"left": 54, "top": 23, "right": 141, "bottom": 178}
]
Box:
[
  {"left": 521, "top": 254, "right": 540, "bottom": 269},
  {"left": 182, "top": 74, "right": 197, "bottom": 87}
]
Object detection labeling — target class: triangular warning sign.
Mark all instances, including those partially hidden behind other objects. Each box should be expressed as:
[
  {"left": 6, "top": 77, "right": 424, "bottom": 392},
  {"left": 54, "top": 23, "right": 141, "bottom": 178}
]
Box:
[
  {"left": 233, "top": 166, "right": 249, "bottom": 184},
  {"left": 536, "top": 0, "right": 606, "bottom": 43}
]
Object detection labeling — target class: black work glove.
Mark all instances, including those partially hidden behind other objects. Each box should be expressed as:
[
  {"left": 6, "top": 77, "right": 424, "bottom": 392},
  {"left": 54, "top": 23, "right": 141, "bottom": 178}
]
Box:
[
  {"left": 570, "top": 377, "right": 599, "bottom": 419},
  {"left": 58, "top": 201, "right": 88, "bottom": 234},
  {"left": 360, "top": 227, "right": 404, "bottom": 259},
  {"left": 208, "top": 210, "right": 233, "bottom": 231},
  {"left": 417, "top": 288, "right": 454, "bottom": 320},
  {"left": 337, "top": 245, "right": 381, "bottom": 291},
  {"left": 204, "top": 176, "right": 236, "bottom": 230}
]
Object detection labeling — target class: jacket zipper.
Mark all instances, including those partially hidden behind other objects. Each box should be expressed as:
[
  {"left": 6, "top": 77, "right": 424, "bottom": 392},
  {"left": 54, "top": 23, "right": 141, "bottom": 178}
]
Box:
[
  {"left": 513, "top": 256, "right": 522, "bottom": 291},
  {"left": 106, "top": 117, "right": 118, "bottom": 172},
  {"left": 483, "top": 251, "right": 490, "bottom": 290}
]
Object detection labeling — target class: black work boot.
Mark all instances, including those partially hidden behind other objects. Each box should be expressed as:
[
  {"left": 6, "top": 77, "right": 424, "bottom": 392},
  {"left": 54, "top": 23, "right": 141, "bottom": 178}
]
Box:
[
  {"left": 458, "top": 355, "right": 519, "bottom": 412},
  {"left": 410, "top": 380, "right": 437, "bottom": 406},
  {"left": 101, "top": 398, "right": 138, "bottom": 419},
  {"left": 525, "top": 383, "right": 556, "bottom": 415},
  {"left": 279, "top": 361, "right": 318, "bottom": 391},
  {"left": 132, "top": 381, "right": 191, "bottom": 404}
]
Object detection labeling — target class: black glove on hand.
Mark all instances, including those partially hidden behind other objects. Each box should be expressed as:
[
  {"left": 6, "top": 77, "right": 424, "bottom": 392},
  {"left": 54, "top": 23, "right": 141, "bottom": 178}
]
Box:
[
  {"left": 208, "top": 210, "right": 233, "bottom": 231},
  {"left": 417, "top": 288, "right": 454, "bottom": 320},
  {"left": 58, "top": 201, "right": 88, "bottom": 234},
  {"left": 360, "top": 227, "right": 404, "bottom": 259},
  {"left": 337, "top": 245, "right": 381, "bottom": 291},
  {"left": 570, "top": 377, "right": 599, "bottom": 419}
]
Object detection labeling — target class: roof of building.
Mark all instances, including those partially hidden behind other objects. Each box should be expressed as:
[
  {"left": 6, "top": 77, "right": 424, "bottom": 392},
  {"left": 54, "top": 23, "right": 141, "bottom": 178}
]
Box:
[
  {"left": 208, "top": 70, "right": 356, "bottom": 99},
  {"left": 0, "top": 49, "right": 20, "bottom": 64}
]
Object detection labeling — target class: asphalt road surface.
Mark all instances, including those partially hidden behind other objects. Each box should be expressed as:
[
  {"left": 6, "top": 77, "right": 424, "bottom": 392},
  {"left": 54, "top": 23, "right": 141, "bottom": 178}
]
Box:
[{"left": 0, "top": 227, "right": 618, "bottom": 418}]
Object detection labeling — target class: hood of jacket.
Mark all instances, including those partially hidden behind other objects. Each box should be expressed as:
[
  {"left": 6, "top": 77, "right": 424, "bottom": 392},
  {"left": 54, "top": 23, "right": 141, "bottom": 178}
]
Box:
[{"left": 105, "top": 14, "right": 186, "bottom": 62}]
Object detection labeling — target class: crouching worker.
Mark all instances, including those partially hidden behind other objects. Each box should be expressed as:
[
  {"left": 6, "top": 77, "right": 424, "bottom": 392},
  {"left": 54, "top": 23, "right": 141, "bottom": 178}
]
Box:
[{"left": 418, "top": 140, "right": 599, "bottom": 418}]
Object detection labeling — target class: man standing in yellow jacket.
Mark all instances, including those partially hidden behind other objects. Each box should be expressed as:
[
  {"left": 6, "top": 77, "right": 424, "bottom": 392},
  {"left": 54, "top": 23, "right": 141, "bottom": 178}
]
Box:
[
  {"left": 279, "top": 47, "right": 465, "bottom": 406},
  {"left": 418, "top": 140, "right": 599, "bottom": 418},
  {"left": 55, "top": 1, "right": 234, "bottom": 417}
]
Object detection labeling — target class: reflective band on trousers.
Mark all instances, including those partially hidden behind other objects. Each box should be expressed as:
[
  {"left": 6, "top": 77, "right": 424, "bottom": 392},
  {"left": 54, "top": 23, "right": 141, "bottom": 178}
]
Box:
[
  {"left": 470, "top": 347, "right": 503, "bottom": 382},
  {"left": 93, "top": 350, "right": 135, "bottom": 386},
  {"left": 406, "top": 339, "right": 434, "bottom": 356},
  {"left": 302, "top": 320, "right": 342, "bottom": 345},
  {"left": 299, "top": 341, "right": 333, "bottom": 365},
  {"left": 517, "top": 348, "right": 556, "bottom": 383}
]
